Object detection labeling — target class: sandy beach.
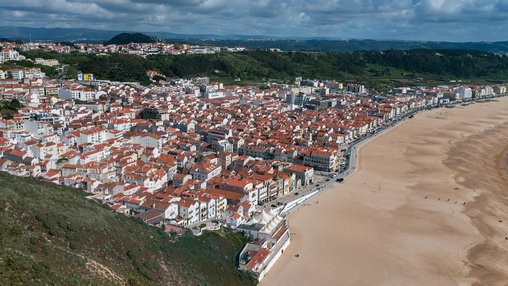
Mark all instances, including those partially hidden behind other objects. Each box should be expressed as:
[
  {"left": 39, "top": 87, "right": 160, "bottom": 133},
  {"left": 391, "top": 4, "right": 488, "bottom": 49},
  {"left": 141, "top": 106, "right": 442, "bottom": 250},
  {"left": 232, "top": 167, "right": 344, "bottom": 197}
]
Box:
[{"left": 261, "top": 97, "right": 508, "bottom": 286}]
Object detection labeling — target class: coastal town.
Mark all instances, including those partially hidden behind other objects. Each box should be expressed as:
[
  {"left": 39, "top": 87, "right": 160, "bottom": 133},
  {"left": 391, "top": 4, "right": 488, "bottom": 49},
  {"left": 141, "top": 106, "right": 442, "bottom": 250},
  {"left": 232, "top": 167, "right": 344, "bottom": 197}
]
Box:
[
  {"left": 0, "top": 39, "right": 247, "bottom": 57},
  {"left": 1, "top": 42, "right": 507, "bottom": 281}
]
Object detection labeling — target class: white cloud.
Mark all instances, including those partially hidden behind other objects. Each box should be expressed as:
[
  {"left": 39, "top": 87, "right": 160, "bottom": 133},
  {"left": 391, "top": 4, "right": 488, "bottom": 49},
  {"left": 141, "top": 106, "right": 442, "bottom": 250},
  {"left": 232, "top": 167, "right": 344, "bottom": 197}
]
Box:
[{"left": 0, "top": 0, "right": 508, "bottom": 40}]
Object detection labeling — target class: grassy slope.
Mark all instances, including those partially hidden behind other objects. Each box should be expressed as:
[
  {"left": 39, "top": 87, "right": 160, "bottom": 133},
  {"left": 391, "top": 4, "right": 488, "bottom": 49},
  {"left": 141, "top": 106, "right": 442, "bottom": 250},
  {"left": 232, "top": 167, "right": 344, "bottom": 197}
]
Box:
[{"left": 0, "top": 172, "right": 256, "bottom": 286}]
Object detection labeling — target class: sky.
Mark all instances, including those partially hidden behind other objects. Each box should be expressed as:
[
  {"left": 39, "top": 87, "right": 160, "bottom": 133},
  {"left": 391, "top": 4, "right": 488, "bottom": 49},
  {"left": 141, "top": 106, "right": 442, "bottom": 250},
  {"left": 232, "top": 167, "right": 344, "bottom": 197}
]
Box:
[{"left": 1, "top": 0, "right": 508, "bottom": 41}]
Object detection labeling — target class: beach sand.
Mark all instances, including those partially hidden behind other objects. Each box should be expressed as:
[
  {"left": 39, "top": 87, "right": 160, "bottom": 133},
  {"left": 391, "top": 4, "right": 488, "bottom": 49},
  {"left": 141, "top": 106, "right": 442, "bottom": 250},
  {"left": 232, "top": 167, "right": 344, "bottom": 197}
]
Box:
[{"left": 261, "top": 97, "right": 508, "bottom": 286}]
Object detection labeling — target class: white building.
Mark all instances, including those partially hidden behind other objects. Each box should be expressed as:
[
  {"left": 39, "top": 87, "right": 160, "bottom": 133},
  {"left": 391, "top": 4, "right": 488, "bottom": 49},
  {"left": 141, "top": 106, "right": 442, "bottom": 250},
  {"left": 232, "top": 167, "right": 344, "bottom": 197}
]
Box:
[
  {"left": 238, "top": 210, "right": 291, "bottom": 281},
  {"left": 7, "top": 69, "right": 24, "bottom": 80},
  {"left": 131, "top": 134, "right": 164, "bottom": 149},
  {"left": 58, "top": 87, "right": 100, "bottom": 101},
  {"left": 457, "top": 87, "right": 472, "bottom": 100},
  {"left": 190, "top": 162, "right": 222, "bottom": 182},
  {"left": 0, "top": 48, "right": 22, "bottom": 63},
  {"left": 7, "top": 68, "right": 45, "bottom": 80},
  {"left": 34, "top": 58, "right": 59, "bottom": 66},
  {"left": 76, "top": 127, "right": 107, "bottom": 145},
  {"left": 479, "top": 86, "right": 495, "bottom": 98},
  {"left": 178, "top": 199, "right": 200, "bottom": 225},
  {"left": 204, "top": 89, "right": 225, "bottom": 99}
]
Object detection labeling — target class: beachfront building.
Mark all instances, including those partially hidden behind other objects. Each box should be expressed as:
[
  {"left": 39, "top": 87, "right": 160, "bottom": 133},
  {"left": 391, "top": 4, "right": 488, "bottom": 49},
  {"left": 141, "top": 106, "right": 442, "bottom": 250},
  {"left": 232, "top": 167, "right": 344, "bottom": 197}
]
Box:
[
  {"left": 494, "top": 85, "right": 507, "bottom": 95},
  {"left": 478, "top": 86, "right": 495, "bottom": 98},
  {"left": 284, "top": 164, "right": 314, "bottom": 188},
  {"left": 457, "top": 87, "right": 473, "bottom": 100},
  {"left": 302, "top": 149, "right": 339, "bottom": 171},
  {"left": 238, "top": 209, "right": 291, "bottom": 281}
]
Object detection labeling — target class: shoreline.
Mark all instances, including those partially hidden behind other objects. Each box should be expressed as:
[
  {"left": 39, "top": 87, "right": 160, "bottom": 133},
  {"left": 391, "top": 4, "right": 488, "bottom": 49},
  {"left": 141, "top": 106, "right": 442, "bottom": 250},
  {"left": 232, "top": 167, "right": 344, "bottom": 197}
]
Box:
[
  {"left": 445, "top": 120, "right": 508, "bottom": 284},
  {"left": 261, "top": 97, "right": 508, "bottom": 285}
]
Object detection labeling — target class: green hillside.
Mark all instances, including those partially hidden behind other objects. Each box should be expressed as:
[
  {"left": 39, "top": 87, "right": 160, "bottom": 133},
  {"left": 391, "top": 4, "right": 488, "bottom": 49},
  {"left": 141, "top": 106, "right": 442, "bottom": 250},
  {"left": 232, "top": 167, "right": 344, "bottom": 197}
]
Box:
[
  {"left": 21, "top": 49, "right": 508, "bottom": 89},
  {"left": 0, "top": 172, "right": 256, "bottom": 286}
]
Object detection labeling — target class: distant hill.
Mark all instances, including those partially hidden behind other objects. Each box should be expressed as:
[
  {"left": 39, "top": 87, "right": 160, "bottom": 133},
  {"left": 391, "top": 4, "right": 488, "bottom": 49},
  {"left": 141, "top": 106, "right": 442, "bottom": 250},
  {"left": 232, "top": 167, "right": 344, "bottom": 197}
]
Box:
[
  {"left": 175, "top": 38, "right": 508, "bottom": 53},
  {"left": 0, "top": 172, "right": 255, "bottom": 286},
  {"left": 106, "top": 32, "right": 157, "bottom": 45},
  {"left": 2, "top": 26, "right": 508, "bottom": 53}
]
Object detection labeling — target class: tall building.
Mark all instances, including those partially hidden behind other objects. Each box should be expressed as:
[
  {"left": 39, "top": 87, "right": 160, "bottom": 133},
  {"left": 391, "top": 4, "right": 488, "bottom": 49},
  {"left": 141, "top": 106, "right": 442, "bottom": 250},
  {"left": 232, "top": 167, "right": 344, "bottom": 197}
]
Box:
[
  {"left": 295, "top": 93, "right": 306, "bottom": 106},
  {"left": 285, "top": 93, "right": 306, "bottom": 108},
  {"left": 478, "top": 86, "right": 495, "bottom": 98},
  {"left": 347, "top": 84, "right": 366, "bottom": 94},
  {"left": 285, "top": 93, "right": 296, "bottom": 106},
  {"left": 457, "top": 87, "right": 472, "bottom": 100}
]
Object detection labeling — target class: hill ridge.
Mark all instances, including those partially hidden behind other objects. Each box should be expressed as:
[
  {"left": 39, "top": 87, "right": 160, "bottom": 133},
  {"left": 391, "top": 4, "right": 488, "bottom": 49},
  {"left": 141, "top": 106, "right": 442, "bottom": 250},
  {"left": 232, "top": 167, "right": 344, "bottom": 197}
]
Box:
[{"left": 106, "top": 33, "right": 157, "bottom": 45}]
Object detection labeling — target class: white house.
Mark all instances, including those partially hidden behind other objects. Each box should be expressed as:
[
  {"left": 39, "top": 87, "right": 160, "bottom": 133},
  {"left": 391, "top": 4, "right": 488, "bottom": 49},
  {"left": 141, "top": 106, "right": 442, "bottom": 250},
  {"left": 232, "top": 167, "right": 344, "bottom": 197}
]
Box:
[{"left": 190, "top": 162, "right": 222, "bottom": 182}]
